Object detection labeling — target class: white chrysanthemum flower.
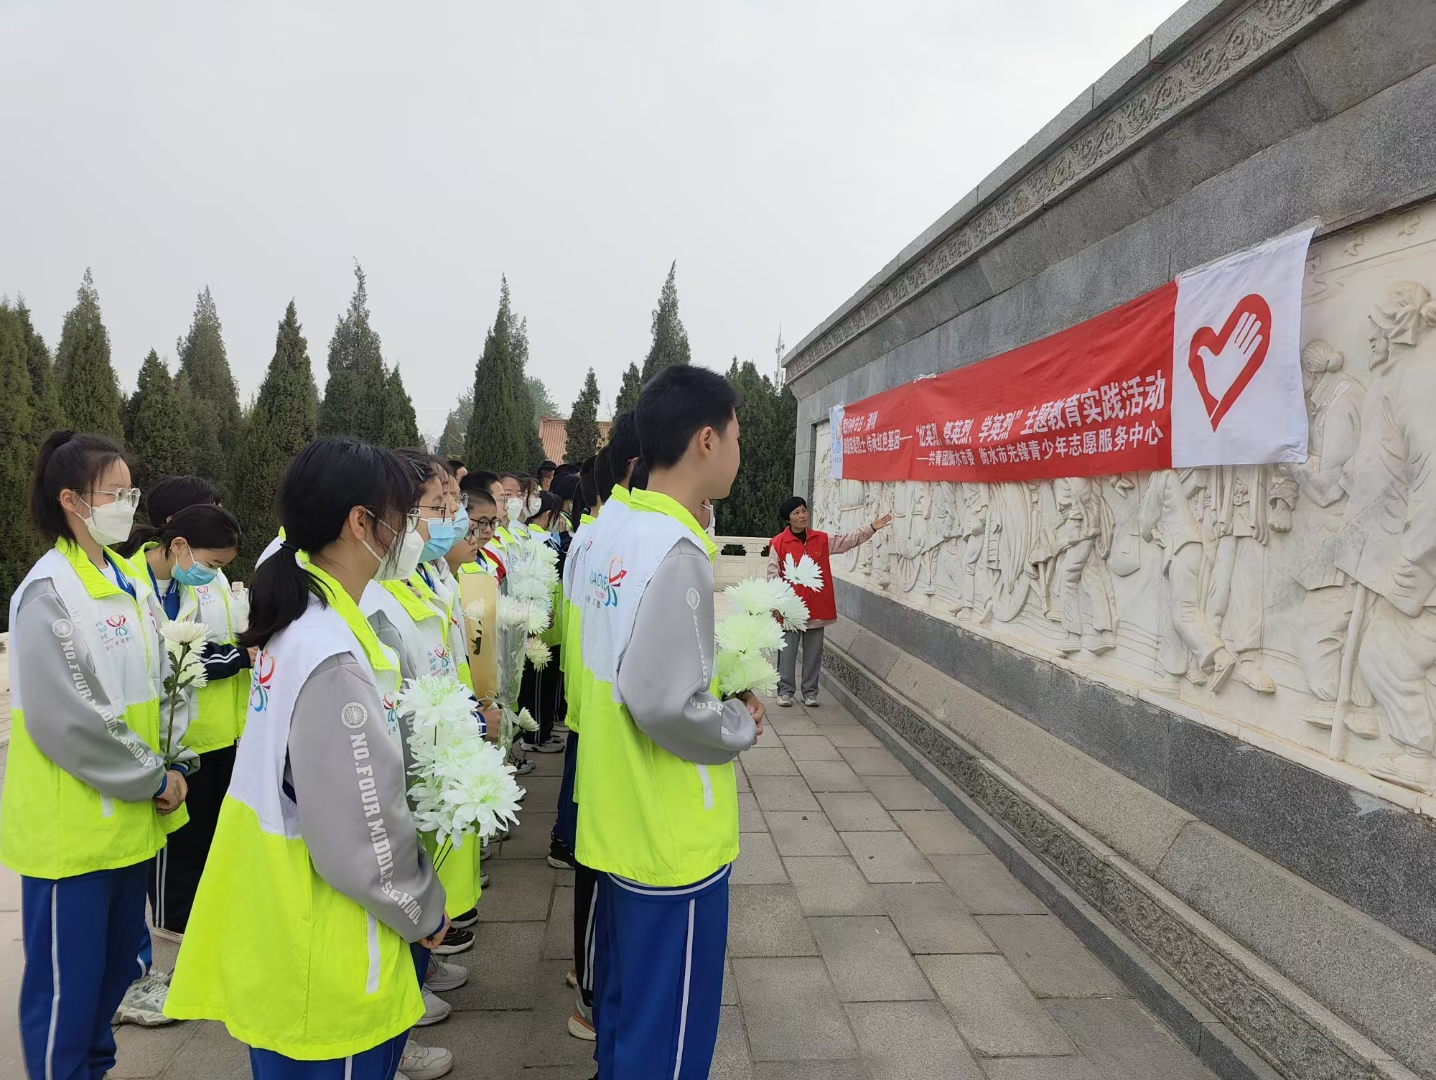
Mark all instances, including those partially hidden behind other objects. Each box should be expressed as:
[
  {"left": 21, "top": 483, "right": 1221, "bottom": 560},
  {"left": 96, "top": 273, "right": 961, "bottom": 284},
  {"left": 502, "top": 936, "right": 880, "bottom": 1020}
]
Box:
[
  {"left": 497, "top": 595, "right": 532, "bottom": 629},
  {"left": 409, "top": 735, "right": 522, "bottom": 846},
  {"left": 162, "top": 621, "right": 210, "bottom": 656},
  {"left": 525, "top": 637, "right": 551, "bottom": 670},
  {"left": 398, "top": 675, "right": 478, "bottom": 732},
  {"left": 715, "top": 613, "right": 785, "bottom": 656},
  {"left": 725, "top": 577, "right": 785, "bottom": 617},
  {"left": 784, "top": 553, "right": 825, "bottom": 593},
  {"left": 462, "top": 601, "right": 486, "bottom": 622},
  {"left": 526, "top": 605, "right": 551, "bottom": 636},
  {"left": 178, "top": 654, "right": 209, "bottom": 689},
  {"left": 771, "top": 580, "right": 811, "bottom": 633},
  {"left": 716, "top": 648, "right": 780, "bottom": 698},
  {"left": 515, "top": 707, "right": 539, "bottom": 733}
]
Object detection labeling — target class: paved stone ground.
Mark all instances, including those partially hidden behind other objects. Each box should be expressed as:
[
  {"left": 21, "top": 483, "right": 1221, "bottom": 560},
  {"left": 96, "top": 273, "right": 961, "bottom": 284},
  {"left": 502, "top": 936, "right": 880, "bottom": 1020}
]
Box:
[{"left": 0, "top": 641, "right": 1219, "bottom": 1079}]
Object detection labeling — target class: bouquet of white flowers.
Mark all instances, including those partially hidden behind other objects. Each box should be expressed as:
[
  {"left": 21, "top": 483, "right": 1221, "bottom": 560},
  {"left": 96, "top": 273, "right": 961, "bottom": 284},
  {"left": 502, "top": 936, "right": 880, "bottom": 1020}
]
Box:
[
  {"left": 400, "top": 675, "right": 523, "bottom": 861},
  {"left": 715, "top": 578, "right": 809, "bottom": 697},
  {"left": 160, "top": 621, "right": 210, "bottom": 763},
  {"left": 494, "top": 533, "right": 560, "bottom": 708}
]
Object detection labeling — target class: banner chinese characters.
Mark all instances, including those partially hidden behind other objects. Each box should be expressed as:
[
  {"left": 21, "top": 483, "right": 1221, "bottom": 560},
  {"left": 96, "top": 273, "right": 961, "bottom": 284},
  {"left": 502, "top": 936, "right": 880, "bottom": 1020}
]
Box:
[{"left": 830, "top": 229, "right": 1313, "bottom": 482}]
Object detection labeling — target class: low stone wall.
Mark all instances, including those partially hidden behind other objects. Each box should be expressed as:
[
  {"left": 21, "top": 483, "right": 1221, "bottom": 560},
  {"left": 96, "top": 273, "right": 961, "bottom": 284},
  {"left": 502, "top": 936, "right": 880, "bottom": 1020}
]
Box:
[{"left": 819, "top": 611, "right": 1435, "bottom": 1079}]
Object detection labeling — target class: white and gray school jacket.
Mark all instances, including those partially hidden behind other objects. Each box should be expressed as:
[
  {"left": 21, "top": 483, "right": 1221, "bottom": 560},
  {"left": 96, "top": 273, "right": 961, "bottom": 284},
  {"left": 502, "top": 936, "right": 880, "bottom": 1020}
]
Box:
[
  {"left": 256, "top": 534, "right": 284, "bottom": 568},
  {"left": 580, "top": 507, "right": 756, "bottom": 766},
  {"left": 236, "top": 597, "right": 444, "bottom": 941},
  {"left": 9, "top": 548, "right": 199, "bottom": 804},
  {"left": 426, "top": 561, "right": 470, "bottom": 673}
]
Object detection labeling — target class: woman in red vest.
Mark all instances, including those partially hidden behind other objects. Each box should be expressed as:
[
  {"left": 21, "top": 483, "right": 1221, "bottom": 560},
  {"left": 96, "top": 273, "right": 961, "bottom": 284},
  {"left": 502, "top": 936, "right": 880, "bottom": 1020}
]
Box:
[{"left": 768, "top": 495, "right": 892, "bottom": 707}]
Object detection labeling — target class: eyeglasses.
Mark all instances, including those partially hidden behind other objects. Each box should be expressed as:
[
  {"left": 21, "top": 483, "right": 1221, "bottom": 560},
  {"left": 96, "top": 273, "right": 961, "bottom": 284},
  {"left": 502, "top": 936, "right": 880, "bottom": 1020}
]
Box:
[
  {"left": 416, "top": 502, "right": 453, "bottom": 523},
  {"left": 88, "top": 487, "right": 141, "bottom": 509},
  {"left": 368, "top": 507, "right": 421, "bottom": 536},
  {"left": 471, "top": 517, "right": 500, "bottom": 530},
  {"left": 458, "top": 493, "right": 473, "bottom": 510}
]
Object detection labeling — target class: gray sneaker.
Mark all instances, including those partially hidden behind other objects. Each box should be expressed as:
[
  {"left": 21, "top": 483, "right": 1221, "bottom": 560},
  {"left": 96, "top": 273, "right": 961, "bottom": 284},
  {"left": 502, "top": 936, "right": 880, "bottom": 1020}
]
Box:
[
  {"left": 776, "top": 694, "right": 794, "bottom": 708},
  {"left": 113, "top": 970, "right": 174, "bottom": 1026}
]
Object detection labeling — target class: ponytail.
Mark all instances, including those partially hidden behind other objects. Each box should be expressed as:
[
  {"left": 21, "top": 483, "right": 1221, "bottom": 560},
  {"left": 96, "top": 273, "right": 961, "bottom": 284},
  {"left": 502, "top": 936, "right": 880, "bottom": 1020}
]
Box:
[
  {"left": 30, "top": 430, "right": 125, "bottom": 544},
  {"left": 115, "top": 503, "right": 242, "bottom": 559},
  {"left": 239, "top": 437, "right": 413, "bottom": 649}
]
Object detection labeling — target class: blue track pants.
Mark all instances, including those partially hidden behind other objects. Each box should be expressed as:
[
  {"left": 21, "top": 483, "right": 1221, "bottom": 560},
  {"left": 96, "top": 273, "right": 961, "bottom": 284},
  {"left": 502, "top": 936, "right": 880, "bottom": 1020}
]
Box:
[
  {"left": 593, "top": 864, "right": 730, "bottom": 1080},
  {"left": 248, "top": 1032, "right": 408, "bottom": 1079},
  {"left": 20, "top": 860, "right": 150, "bottom": 1080}
]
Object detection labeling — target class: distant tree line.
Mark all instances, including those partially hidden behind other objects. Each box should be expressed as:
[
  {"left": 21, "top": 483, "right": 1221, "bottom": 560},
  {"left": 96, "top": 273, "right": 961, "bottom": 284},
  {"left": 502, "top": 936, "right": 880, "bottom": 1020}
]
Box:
[{"left": 0, "top": 260, "right": 795, "bottom": 627}]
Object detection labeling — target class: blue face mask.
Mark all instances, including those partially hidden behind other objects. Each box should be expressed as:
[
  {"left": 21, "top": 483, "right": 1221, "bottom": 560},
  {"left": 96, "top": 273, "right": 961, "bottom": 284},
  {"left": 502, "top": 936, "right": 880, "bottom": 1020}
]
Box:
[
  {"left": 173, "top": 550, "right": 218, "bottom": 587},
  {"left": 421, "top": 519, "right": 458, "bottom": 563},
  {"left": 451, "top": 505, "right": 470, "bottom": 539}
]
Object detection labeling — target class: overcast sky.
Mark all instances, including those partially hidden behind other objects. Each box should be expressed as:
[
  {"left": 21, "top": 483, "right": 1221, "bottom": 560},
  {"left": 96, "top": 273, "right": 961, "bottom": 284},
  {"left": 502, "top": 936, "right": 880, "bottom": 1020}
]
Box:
[{"left": 1, "top": 0, "right": 1182, "bottom": 436}]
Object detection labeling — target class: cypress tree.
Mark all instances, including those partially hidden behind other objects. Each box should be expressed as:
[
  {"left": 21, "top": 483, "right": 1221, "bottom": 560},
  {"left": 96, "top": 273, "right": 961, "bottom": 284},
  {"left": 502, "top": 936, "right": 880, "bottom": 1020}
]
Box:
[
  {"left": 232, "top": 301, "right": 318, "bottom": 575},
  {"left": 0, "top": 305, "right": 37, "bottom": 629},
  {"left": 54, "top": 269, "right": 124, "bottom": 439},
  {"left": 319, "top": 264, "right": 384, "bottom": 439},
  {"left": 13, "top": 299, "right": 62, "bottom": 437},
  {"left": 720, "top": 359, "right": 797, "bottom": 538},
  {"left": 615, "top": 361, "right": 643, "bottom": 416},
  {"left": 436, "top": 389, "right": 471, "bottom": 460},
  {"left": 176, "top": 287, "right": 243, "bottom": 494},
  {"left": 465, "top": 278, "right": 533, "bottom": 473},
  {"left": 381, "top": 364, "right": 421, "bottom": 448},
  {"left": 639, "top": 261, "right": 691, "bottom": 382},
  {"left": 127, "top": 350, "right": 191, "bottom": 493},
  {"left": 511, "top": 316, "right": 546, "bottom": 467},
  {"left": 564, "top": 368, "right": 602, "bottom": 464}
]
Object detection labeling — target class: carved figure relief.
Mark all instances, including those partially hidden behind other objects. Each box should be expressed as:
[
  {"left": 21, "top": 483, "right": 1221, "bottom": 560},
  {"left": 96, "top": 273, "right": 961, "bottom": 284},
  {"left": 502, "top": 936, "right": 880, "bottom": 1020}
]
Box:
[{"left": 812, "top": 202, "right": 1436, "bottom": 807}]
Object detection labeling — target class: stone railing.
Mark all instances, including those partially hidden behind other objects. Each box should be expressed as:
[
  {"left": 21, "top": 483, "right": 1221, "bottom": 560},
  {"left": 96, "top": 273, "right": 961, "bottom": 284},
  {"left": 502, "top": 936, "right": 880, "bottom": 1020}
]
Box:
[{"left": 713, "top": 536, "right": 771, "bottom": 557}]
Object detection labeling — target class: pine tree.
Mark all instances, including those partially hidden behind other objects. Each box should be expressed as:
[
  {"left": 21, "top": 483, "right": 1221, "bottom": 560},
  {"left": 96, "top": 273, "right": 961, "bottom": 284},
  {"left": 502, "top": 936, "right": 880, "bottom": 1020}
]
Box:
[
  {"left": 640, "top": 261, "right": 692, "bottom": 382},
  {"left": 127, "top": 350, "right": 191, "bottom": 494},
  {"left": 564, "top": 368, "right": 602, "bottom": 464},
  {"left": 615, "top": 361, "right": 643, "bottom": 416},
  {"left": 381, "top": 365, "right": 421, "bottom": 448},
  {"left": 0, "top": 305, "right": 37, "bottom": 630},
  {"left": 54, "top": 269, "right": 124, "bottom": 439},
  {"left": 437, "top": 389, "right": 472, "bottom": 460},
  {"left": 232, "top": 301, "right": 318, "bottom": 576},
  {"left": 319, "top": 264, "right": 385, "bottom": 440},
  {"left": 176, "top": 287, "right": 243, "bottom": 495},
  {"left": 466, "top": 278, "right": 535, "bottom": 473}
]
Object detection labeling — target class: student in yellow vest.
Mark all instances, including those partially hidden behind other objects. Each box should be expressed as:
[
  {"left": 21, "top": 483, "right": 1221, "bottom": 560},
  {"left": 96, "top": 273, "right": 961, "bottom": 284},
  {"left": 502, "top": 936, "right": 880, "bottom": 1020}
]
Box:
[
  {"left": 117, "top": 503, "right": 244, "bottom": 939},
  {"left": 576, "top": 371, "right": 764, "bottom": 1079},
  {"left": 553, "top": 450, "right": 612, "bottom": 1041},
  {"left": 358, "top": 449, "right": 475, "bottom": 1080},
  {"left": 5, "top": 431, "right": 195, "bottom": 1080},
  {"left": 165, "top": 436, "right": 450, "bottom": 1080}
]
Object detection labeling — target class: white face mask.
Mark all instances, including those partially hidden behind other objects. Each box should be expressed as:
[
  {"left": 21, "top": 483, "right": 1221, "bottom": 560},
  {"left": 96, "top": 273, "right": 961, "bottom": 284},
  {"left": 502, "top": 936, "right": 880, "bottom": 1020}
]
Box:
[
  {"left": 82, "top": 497, "right": 137, "bottom": 547},
  {"left": 505, "top": 497, "right": 524, "bottom": 523},
  {"left": 364, "top": 519, "right": 426, "bottom": 582},
  {"left": 527, "top": 496, "right": 542, "bottom": 515}
]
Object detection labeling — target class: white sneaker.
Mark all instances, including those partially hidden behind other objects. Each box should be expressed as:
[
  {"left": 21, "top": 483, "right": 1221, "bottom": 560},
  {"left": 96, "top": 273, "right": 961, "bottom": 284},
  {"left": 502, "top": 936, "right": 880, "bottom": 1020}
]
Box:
[
  {"left": 400, "top": 1038, "right": 454, "bottom": 1080},
  {"left": 803, "top": 694, "right": 819, "bottom": 708},
  {"left": 112, "top": 970, "right": 174, "bottom": 1026},
  {"left": 416, "top": 987, "right": 452, "bottom": 1026},
  {"left": 425, "top": 955, "right": 469, "bottom": 992}
]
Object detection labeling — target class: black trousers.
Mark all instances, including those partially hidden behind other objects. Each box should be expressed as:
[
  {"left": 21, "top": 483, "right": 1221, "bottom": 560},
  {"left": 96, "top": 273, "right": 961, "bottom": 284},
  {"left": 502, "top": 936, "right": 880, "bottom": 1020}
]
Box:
[
  {"left": 148, "top": 743, "right": 236, "bottom": 933},
  {"left": 520, "top": 647, "right": 565, "bottom": 744}
]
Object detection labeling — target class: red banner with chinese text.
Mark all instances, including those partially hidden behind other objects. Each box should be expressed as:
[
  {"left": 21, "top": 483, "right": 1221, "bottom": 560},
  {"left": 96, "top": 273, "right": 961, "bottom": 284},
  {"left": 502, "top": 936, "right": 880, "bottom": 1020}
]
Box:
[
  {"left": 837, "top": 282, "right": 1177, "bottom": 482},
  {"left": 830, "top": 228, "right": 1315, "bottom": 482}
]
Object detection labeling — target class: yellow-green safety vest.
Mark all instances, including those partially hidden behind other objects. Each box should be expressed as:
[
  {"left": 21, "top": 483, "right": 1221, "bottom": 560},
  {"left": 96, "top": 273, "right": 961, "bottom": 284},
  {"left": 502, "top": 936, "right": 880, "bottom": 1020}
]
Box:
[
  {"left": 164, "top": 563, "right": 425, "bottom": 1058},
  {"left": 573, "top": 490, "right": 738, "bottom": 886},
  {"left": 1, "top": 540, "right": 174, "bottom": 878}
]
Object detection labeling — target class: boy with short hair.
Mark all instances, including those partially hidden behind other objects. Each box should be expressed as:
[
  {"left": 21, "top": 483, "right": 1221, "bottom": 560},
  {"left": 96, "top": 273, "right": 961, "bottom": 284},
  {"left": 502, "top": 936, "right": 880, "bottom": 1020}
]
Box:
[{"left": 576, "top": 366, "right": 764, "bottom": 1079}]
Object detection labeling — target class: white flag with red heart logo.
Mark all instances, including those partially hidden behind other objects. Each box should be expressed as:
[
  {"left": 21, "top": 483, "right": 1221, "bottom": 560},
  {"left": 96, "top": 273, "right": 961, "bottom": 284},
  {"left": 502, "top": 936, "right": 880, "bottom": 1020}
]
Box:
[
  {"left": 1170, "top": 227, "right": 1314, "bottom": 468},
  {"left": 831, "top": 227, "right": 1314, "bottom": 483}
]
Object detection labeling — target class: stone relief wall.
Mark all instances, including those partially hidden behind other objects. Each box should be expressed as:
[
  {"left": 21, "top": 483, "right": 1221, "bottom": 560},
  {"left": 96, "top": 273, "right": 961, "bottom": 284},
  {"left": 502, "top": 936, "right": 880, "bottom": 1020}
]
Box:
[{"left": 812, "top": 202, "right": 1436, "bottom": 811}]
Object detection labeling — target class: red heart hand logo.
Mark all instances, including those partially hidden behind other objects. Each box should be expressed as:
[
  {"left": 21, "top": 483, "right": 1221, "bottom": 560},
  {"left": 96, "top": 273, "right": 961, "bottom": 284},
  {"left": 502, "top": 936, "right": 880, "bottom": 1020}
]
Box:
[{"left": 1188, "top": 293, "right": 1271, "bottom": 430}]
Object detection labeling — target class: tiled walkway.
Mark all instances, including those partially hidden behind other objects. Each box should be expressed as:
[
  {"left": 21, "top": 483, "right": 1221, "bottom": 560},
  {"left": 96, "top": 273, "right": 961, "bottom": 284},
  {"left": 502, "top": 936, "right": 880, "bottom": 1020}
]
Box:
[{"left": 0, "top": 691, "right": 1219, "bottom": 1080}]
